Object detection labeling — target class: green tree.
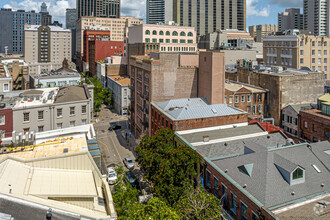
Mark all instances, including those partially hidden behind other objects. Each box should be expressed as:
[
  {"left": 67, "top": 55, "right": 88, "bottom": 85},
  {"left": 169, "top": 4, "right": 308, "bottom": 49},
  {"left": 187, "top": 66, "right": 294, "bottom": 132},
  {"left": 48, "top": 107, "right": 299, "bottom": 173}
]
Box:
[
  {"left": 132, "top": 197, "right": 180, "bottom": 220},
  {"left": 174, "top": 184, "right": 224, "bottom": 220},
  {"left": 88, "top": 77, "right": 112, "bottom": 112},
  {"left": 135, "top": 128, "right": 200, "bottom": 205}
]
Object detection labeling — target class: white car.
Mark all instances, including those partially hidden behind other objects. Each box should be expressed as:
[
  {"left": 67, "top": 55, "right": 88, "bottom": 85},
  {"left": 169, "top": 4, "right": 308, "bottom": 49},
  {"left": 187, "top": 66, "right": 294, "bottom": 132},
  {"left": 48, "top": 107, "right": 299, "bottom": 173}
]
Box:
[
  {"left": 123, "top": 157, "right": 135, "bottom": 169},
  {"left": 107, "top": 167, "right": 118, "bottom": 184}
]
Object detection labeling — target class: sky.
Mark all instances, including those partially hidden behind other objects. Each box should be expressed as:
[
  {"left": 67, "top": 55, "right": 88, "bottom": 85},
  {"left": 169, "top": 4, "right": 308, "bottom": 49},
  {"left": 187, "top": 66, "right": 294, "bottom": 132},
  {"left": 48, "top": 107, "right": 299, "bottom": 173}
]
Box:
[{"left": 1, "top": 0, "right": 304, "bottom": 28}]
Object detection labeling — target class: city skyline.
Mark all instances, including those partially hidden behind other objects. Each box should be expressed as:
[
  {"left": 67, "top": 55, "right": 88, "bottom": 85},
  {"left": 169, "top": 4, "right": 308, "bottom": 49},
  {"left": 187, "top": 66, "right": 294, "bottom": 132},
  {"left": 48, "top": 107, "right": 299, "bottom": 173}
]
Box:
[{"left": 1, "top": 0, "right": 303, "bottom": 28}]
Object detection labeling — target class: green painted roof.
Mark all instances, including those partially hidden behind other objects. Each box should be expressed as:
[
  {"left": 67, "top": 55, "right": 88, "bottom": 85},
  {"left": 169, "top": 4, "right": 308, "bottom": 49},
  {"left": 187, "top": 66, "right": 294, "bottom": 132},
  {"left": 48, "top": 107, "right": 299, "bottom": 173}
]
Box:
[{"left": 318, "top": 94, "right": 330, "bottom": 102}]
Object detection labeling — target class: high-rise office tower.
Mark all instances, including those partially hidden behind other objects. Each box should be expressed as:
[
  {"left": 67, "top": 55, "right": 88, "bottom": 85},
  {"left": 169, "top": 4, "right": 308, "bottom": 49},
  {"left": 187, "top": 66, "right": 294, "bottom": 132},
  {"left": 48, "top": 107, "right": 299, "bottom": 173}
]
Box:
[
  {"left": 66, "top": 8, "right": 77, "bottom": 29},
  {"left": 76, "top": 0, "right": 120, "bottom": 20},
  {"left": 146, "top": 0, "right": 246, "bottom": 36},
  {"left": 0, "top": 8, "right": 42, "bottom": 54},
  {"left": 304, "top": 0, "right": 330, "bottom": 36},
  {"left": 40, "top": 2, "right": 52, "bottom": 26},
  {"left": 278, "top": 8, "right": 303, "bottom": 32}
]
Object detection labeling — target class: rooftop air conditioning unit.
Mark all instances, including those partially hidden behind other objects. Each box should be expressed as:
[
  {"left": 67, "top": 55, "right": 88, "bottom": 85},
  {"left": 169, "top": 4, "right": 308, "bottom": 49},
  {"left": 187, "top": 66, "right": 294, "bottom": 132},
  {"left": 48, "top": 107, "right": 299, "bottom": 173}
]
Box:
[{"left": 271, "top": 66, "right": 283, "bottom": 73}]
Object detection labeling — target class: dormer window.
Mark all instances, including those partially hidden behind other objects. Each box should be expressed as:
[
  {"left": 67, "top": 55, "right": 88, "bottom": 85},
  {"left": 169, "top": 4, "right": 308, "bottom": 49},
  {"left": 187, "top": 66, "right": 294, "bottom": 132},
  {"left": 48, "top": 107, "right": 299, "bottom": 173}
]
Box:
[{"left": 292, "top": 168, "right": 303, "bottom": 180}]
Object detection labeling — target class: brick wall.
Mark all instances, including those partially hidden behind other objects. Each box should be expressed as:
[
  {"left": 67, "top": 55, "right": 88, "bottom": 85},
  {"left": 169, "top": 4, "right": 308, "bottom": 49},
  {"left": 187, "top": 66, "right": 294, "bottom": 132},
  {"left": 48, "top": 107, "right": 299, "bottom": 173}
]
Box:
[
  {"left": 299, "top": 110, "right": 330, "bottom": 142},
  {"left": 0, "top": 108, "right": 13, "bottom": 137},
  {"left": 203, "top": 160, "right": 275, "bottom": 220}
]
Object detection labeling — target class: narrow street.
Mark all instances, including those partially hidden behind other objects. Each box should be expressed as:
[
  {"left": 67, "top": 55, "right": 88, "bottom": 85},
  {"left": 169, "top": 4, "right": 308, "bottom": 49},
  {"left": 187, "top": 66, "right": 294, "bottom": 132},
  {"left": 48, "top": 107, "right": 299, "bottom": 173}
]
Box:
[{"left": 93, "top": 106, "right": 138, "bottom": 169}]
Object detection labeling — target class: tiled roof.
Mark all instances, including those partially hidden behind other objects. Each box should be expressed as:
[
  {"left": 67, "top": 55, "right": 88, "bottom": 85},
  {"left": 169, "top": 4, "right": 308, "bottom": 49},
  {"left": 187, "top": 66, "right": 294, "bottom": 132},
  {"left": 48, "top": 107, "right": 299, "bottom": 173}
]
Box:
[{"left": 153, "top": 97, "right": 246, "bottom": 121}]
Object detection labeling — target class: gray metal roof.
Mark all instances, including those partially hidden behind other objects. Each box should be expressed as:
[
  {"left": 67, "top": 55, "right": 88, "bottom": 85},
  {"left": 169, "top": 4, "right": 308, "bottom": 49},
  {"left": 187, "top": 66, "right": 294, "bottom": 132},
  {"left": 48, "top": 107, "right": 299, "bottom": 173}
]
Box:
[
  {"left": 153, "top": 97, "right": 246, "bottom": 121},
  {"left": 195, "top": 132, "right": 288, "bottom": 158},
  {"left": 284, "top": 103, "right": 315, "bottom": 114},
  {"left": 211, "top": 141, "right": 330, "bottom": 209},
  {"left": 180, "top": 124, "right": 264, "bottom": 144}
]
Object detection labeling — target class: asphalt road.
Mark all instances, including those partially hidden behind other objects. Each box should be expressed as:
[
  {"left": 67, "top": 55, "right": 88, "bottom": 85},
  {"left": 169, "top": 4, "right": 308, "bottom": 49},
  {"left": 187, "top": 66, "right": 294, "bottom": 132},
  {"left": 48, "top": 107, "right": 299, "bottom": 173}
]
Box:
[{"left": 94, "top": 106, "right": 138, "bottom": 169}]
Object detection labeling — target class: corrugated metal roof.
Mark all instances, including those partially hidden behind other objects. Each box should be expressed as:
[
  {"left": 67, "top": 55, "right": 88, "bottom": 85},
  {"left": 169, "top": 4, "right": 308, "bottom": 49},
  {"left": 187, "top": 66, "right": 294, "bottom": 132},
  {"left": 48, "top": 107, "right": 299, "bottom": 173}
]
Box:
[
  {"left": 87, "top": 139, "right": 98, "bottom": 145},
  {"left": 88, "top": 144, "right": 99, "bottom": 151},
  {"left": 154, "top": 97, "right": 245, "bottom": 120},
  {"left": 90, "top": 150, "right": 101, "bottom": 157}
]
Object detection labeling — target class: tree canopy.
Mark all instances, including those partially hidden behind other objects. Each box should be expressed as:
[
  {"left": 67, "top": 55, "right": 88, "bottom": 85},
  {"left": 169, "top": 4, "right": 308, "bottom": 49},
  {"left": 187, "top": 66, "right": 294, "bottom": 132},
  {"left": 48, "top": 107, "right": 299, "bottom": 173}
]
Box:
[
  {"left": 88, "top": 76, "right": 112, "bottom": 112},
  {"left": 135, "top": 128, "right": 200, "bottom": 205}
]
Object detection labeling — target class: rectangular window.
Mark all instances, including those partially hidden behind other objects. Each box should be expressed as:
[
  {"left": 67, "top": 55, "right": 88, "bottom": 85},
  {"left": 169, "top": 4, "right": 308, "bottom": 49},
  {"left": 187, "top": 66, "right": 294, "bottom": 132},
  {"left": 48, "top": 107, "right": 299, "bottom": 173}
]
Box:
[
  {"left": 0, "top": 115, "right": 5, "bottom": 125},
  {"left": 235, "top": 95, "right": 239, "bottom": 103},
  {"left": 82, "top": 105, "right": 87, "bottom": 114},
  {"left": 318, "top": 58, "right": 321, "bottom": 64},
  {"left": 300, "top": 58, "right": 304, "bottom": 64},
  {"left": 70, "top": 121, "right": 75, "bottom": 127},
  {"left": 300, "top": 50, "right": 304, "bottom": 56},
  {"left": 312, "top": 58, "right": 315, "bottom": 64},
  {"left": 214, "top": 177, "right": 219, "bottom": 198},
  {"left": 258, "top": 104, "right": 263, "bottom": 114},
  {"left": 38, "top": 111, "right": 44, "bottom": 120},
  {"left": 56, "top": 123, "right": 62, "bottom": 129},
  {"left": 231, "top": 192, "right": 237, "bottom": 214},
  {"left": 312, "top": 50, "right": 315, "bottom": 55},
  {"left": 23, "top": 128, "right": 30, "bottom": 133},
  {"left": 3, "top": 84, "right": 9, "bottom": 92},
  {"left": 312, "top": 41, "right": 315, "bottom": 47},
  {"left": 300, "top": 41, "right": 304, "bottom": 46},
  {"left": 145, "top": 38, "right": 150, "bottom": 43},
  {"left": 23, "top": 112, "right": 29, "bottom": 122},
  {"left": 241, "top": 95, "right": 245, "bottom": 102},
  {"left": 57, "top": 108, "right": 62, "bottom": 117},
  {"left": 229, "top": 96, "right": 233, "bottom": 104},
  {"left": 82, "top": 119, "right": 87, "bottom": 125},
  {"left": 325, "top": 50, "right": 328, "bottom": 56},
  {"left": 325, "top": 58, "right": 328, "bottom": 64},
  {"left": 304, "top": 121, "right": 308, "bottom": 128},
  {"left": 70, "top": 107, "right": 75, "bottom": 115},
  {"left": 247, "top": 95, "right": 251, "bottom": 102},
  {"left": 221, "top": 184, "right": 227, "bottom": 204},
  {"left": 318, "top": 41, "right": 322, "bottom": 47},
  {"left": 318, "top": 50, "right": 322, "bottom": 56},
  {"left": 38, "top": 126, "right": 44, "bottom": 132},
  {"left": 206, "top": 170, "right": 211, "bottom": 188},
  {"left": 241, "top": 202, "right": 248, "bottom": 220}
]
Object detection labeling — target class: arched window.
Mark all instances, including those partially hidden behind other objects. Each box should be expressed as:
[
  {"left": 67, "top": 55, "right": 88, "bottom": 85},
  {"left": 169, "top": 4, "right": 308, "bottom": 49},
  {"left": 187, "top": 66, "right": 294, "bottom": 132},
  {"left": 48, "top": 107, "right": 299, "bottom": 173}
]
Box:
[
  {"left": 172, "top": 31, "right": 178, "bottom": 36},
  {"left": 145, "top": 30, "right": 150, "bottom": 35},
  {"left": 152, "top": 30, "right": 157, "bottom": 35},
  {"left": 180, "top": 31, "right": 186, "bottom": 36},
  {"left": 166, "top": 31, "right": 170, "bottom": 36},
  {"left": 188, "top": 32, "right": 193, "bottom": 36},
  {"left": 146, "top": 45, "right": 149, "bottom": 50},
  {"left": 159, "top": 31, "right": 164, "bottom": 35}
]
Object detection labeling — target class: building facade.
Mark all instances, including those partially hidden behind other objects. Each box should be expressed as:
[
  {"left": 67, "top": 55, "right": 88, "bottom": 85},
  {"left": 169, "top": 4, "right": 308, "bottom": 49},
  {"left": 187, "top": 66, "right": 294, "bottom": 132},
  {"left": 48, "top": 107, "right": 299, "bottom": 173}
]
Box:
[
  {"left": 226, "top": 67, "right": 325, "bottom": 125},
  {"left": 151, "top": 97, "right": 248, "bottom": 136},
  {"left": 107, "top": 76, "right": 130, "bottom": 115},
  {"left": 11, "top": 86, "right": 92, "bottom": 134},
  {"left": 129, "top": 53, "right": 199, "bottom": 137},
  {"left": 76, "top": 16, "right": 143, "bottom": 65},
  {"left": 0, "top": 59, "right": 29, "bottom": 90},
  {"left": 0, "top": 8, "right": 41, "bottom": 54},
  {"left": 66, "top": 8, "right": 76, "bottom": 29},
  {"left": 76, "top": 0, "right": 120, "bottom": 20},
  {"left": 88, "top": 40, "right": 124, "bottom": 76},
  {"left": 281, "top": 104, "right": 314, "bottom": 137},
  {"left": 40, "top": 2, "right": 52, "bottom": 26},
  {"left": 128, "top": 23, "right": 197, "bottom": 56},
  {"left": 24, "top": 25, "right": 72, "bottom": 73},
  {"left": 303, "top": 0, "right": 330, "bottom": 36},
  {"left": 225, "top": 81, "right": 268, "bottom": 120},
  {"left": 249, "top": 24, "right": 278, "bottom": 42},
  {"left": 147, "top": 0, "right": 246, "bottom": 36},
  {"left": 278, "top": 8, "right": 303, "bottom": 32},
  {"left": 263, "top": 34, "right": 330, "bottom": 78}
]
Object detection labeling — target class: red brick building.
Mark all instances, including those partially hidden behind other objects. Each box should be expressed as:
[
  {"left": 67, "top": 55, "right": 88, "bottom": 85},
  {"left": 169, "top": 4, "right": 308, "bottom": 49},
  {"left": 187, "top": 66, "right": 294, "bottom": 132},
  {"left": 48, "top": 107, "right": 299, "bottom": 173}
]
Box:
[
  {"left": 88, "top": 40, "right": 124, "bottom": 76},
  {"left": 0, "top": 108, "right": 13, "bottom": 138},
  {"left": 299, "top": 94, "right": 330, "bottom": 142},
  {"left": 82, "top": 30, "right": 111, "bottom": 63},
  {"left": 151, "top": 97, "right": 248, "bottom": 136},
  {"left": 225, "top": 81, "right": 268, "bottom": 120}
]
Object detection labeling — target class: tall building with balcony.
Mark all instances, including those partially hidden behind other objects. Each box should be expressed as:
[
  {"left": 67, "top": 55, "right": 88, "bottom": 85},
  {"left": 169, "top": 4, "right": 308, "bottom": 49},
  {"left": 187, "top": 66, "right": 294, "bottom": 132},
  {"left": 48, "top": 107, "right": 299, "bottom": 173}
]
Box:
[
  {"left": 24, "top": 25, "right": 72, "bottom": 74},
  {"left": 146, "top": 0, "right": 246, "bottom": 36},
  {"left": 303, "top": 0, "right": 330, "bottom": 36},
  {"left": 76, "top": 0, "right": 120, "bottom": 20},
  {"left": 0, "top": 8, "right": 42, "bottom": 54},
  {"left": 278, "top": 8, "right": 303, "bottom": 32}
]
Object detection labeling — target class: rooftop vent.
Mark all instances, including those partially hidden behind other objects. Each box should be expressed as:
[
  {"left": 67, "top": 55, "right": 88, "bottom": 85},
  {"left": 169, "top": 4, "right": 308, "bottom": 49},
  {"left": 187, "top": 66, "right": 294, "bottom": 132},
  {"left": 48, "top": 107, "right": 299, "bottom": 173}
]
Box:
[
  {"left": 63, "top": 148, "right": 68, "bottom": 153},
  {"left": 211, "top": 108, "right": 217, "bottom": 114}
]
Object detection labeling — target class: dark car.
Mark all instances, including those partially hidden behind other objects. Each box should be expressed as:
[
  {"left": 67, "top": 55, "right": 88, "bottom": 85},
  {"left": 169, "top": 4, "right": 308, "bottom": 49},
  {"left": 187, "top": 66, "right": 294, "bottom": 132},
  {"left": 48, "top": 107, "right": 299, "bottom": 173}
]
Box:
[
  {"left": 108, "top": 124, "right": 121, "bottom": 131},
  {"left": 125, "top": 171, "right": 139, "bottom": 188}
]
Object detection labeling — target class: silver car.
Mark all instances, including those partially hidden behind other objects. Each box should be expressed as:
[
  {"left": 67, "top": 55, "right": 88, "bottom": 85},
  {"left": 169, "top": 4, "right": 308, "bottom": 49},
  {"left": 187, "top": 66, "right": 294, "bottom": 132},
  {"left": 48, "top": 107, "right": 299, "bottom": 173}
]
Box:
[{"left": 123, "top": 157, "right": 135, "bottom": 169}]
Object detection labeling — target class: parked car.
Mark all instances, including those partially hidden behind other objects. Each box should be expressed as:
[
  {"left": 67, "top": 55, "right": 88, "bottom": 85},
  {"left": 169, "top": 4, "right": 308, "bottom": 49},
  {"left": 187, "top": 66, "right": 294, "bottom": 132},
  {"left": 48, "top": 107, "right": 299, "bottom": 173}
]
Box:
[
  {"left": 125, "top": 171, "right": 139, "bottom": 188},
  {"left": 123, "top": 157, "right": 135, "bottom": 169},
  {"left": 107, "top": 167, "right": 118, "bottom": 184},
  {"left": 108, "top": 124, "right": 121, "bottom": 131}
]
